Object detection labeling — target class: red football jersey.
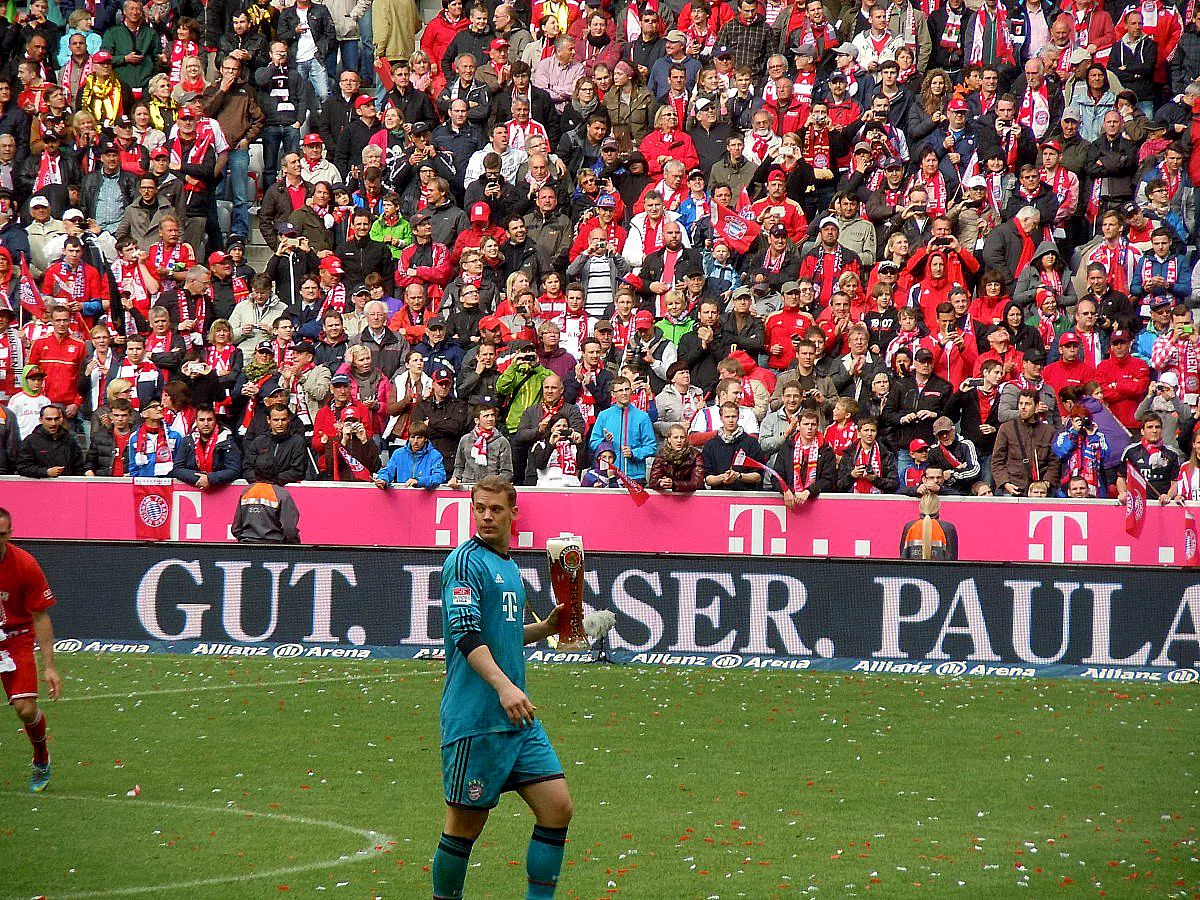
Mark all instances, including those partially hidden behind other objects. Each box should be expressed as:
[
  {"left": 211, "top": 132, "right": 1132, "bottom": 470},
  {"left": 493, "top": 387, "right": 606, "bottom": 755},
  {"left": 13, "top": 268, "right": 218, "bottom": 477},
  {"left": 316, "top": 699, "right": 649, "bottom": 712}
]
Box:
[{"left": 0, "top": 545, "right": 56, "bottom": 632}]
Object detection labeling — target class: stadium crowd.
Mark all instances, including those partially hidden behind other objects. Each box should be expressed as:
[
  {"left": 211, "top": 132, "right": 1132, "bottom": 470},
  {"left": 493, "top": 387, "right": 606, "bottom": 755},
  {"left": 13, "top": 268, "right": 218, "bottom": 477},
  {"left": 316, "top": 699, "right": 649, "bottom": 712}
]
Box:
[{"left": 2, "top": 0, "right": 1200, "bottom": 506}]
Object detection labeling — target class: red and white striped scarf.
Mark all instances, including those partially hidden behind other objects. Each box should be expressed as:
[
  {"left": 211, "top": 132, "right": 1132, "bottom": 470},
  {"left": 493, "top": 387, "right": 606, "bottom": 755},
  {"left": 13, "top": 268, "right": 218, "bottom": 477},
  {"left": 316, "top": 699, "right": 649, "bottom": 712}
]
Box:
[
  {"left": 169, "top": 129, "right": 215, "bottom": 194},
  {"left": 852, "top": 440, "right": 881, "bottom": 493},
  {"left": 792, "top": 436, "right": 822, "bottom": 490},
  {"left": 553, "top": 440, "right": 578, "bottom": 476}
]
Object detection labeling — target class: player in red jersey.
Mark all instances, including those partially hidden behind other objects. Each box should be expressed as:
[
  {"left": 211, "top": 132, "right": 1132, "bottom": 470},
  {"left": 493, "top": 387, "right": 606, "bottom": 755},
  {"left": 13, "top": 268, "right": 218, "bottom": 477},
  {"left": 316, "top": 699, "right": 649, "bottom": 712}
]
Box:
[{"left": 0, "top": 508, "right": 60, "bottom": 792}]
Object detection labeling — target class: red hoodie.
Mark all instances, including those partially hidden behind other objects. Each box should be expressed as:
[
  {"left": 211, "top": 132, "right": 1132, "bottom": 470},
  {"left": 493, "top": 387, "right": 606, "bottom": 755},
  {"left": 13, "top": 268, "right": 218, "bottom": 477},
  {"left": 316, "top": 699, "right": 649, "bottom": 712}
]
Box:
[{"left": 1096, "top": 352, "right": 1150, "bottom": 429}]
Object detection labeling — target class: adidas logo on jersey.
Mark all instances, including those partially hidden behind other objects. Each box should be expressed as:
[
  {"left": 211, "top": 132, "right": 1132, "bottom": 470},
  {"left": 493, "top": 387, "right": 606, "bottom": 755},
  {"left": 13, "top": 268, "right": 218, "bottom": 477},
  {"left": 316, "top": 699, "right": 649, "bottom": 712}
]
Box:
[{"left": 495, "top": 574, "right": 505, "bottom": 583}]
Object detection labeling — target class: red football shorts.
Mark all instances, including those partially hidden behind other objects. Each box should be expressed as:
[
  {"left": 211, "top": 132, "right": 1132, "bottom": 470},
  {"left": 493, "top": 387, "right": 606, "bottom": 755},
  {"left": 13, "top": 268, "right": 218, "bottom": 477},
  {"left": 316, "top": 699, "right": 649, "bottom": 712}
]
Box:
[{"left": 0, "top": 634, "right": 39, "bottom": 702}]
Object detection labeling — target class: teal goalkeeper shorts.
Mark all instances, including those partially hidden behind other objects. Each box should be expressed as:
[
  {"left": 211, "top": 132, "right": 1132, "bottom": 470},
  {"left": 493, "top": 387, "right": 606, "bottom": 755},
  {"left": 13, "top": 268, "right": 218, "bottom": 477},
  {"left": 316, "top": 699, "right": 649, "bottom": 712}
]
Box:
[{"left": 442, "top": 721, "right": 564, "bottom": 809}]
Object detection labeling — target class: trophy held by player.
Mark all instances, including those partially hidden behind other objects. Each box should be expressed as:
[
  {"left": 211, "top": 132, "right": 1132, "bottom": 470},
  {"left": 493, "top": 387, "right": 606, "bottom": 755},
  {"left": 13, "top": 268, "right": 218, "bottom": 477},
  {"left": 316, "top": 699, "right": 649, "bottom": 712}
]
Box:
[{"left": 546, "top": 533, "right": 588, "bottom": 651}]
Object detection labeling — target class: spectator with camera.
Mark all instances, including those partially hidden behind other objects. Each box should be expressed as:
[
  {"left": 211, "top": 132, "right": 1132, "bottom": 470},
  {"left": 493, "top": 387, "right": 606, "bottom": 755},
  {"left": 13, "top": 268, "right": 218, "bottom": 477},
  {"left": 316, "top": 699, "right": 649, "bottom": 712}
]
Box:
[{"left": 1053, "top": 403, "right": 1111, "bottom": 497}]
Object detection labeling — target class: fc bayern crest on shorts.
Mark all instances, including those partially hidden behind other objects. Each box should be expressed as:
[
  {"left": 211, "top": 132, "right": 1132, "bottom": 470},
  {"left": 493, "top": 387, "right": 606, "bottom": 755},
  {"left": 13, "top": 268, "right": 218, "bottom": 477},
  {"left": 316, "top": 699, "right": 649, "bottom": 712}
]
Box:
[
  {"left": 138, "top": 493, "right": 170, "bottom": 529},
  {"left": 466, "top": 779, "right": 485, "bottom": 802}
]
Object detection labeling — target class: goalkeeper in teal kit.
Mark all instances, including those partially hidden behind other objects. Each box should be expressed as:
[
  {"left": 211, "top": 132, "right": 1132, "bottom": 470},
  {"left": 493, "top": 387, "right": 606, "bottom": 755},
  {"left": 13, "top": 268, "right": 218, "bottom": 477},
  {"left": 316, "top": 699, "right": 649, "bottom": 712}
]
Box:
[{"left": 433, "top": 476, "right": 574, "bottom": 900}]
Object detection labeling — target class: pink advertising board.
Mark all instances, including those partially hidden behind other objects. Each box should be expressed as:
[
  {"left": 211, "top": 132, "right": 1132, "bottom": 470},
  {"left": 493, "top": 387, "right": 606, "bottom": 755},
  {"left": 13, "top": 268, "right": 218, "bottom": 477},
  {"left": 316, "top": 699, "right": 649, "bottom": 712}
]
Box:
[{"left": 0, "top": 477, "right": 1194, "bottom": 567}]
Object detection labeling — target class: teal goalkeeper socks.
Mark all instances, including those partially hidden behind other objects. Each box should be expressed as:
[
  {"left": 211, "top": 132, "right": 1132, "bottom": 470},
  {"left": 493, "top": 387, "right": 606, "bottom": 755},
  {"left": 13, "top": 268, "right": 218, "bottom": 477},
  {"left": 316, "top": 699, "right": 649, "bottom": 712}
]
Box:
[
  {"left": 525, "top": 824, "right": 568, "bottom": 899},
  {"left": 432, "top": 832, "right": 474, "bottom": 900}
]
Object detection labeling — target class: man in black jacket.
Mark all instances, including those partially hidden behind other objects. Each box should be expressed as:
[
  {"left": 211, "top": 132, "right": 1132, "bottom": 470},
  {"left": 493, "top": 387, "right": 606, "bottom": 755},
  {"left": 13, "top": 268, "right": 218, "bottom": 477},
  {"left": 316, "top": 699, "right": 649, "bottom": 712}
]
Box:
[
  {"left": 174, "top": 404, "right": 244, "bottom": 489},
  {"left": 16, "top": 404, "right": 84, "bottom": 478},
  {"left": 413, "top": 370, "right": 470, "bottom": 475},
  {"left": 242, "top": 405, "right": 310, "bottom": 484},
  {"left": 334, "top": 95, "right": 383, "bottom": 178},
  {"left": 311, "top": 70, "right": 362, "bottom": 150},
  {"left": 1083, "top": 110, "right": 1138, "bottom": 213},
  {"left": 440, "top": 5, "right": 495, "bottom": 82},
  {"left": 677, "top": 299, "right": 725, "bottom": 396},
  {"left": 81, "top": 142, "right": 137, "bottom": 235},
  {"left": 254, "top": 41, "right": 314, "bottom": 189},
  {"left": 338, "top": 209, "right": 393, "bottom": 292},
  {"left": 277, "top": 0, "right": 336, "bottom": 101},
  {"left": 882, "top": 347, "right": 954, "bottom": 462}
]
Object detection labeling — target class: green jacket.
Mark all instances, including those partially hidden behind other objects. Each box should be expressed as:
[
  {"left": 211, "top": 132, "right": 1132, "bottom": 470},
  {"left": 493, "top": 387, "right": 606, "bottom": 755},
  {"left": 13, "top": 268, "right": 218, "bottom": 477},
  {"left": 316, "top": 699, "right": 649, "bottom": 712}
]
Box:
[
  {"left": 369, "top": 217, "right": 413, "bottom": 260},
  {"left": 656, "top": 317, "right": 695, "bottom": 346},
  {"left": 496, "top": 362, "right": 549, "bottom": 432},
  {"left": 101, "top": 23, "right": 160, "bottom": 90}
]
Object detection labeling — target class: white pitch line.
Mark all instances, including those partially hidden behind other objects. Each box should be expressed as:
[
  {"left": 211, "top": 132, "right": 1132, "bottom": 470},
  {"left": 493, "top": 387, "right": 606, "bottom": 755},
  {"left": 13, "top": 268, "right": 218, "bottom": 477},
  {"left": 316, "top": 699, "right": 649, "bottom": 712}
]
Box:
[
  {"left": 0, "top": 792, "right": 396, "bottom": 899},
  {"left": 55, "top": 669, "right": 439, "bottom": 703}
]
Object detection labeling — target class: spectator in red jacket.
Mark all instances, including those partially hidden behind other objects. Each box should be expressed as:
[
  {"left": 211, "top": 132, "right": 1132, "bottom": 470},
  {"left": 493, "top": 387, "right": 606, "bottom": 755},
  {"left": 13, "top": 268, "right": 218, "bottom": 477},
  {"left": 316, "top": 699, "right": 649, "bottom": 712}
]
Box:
[
  {"left": 27, "top": 305, "right": 86, "bottom": 424},
  {"left": 1096, "top": 328, "right": 1150, "bottom": 430}
]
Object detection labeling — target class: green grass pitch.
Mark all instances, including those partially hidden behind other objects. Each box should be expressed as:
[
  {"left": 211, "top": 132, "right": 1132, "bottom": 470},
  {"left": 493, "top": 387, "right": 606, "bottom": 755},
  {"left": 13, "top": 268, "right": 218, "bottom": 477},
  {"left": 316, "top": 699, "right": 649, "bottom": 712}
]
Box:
[{"left": 0, "top": 654, "right": 1196, "bottom": 898}]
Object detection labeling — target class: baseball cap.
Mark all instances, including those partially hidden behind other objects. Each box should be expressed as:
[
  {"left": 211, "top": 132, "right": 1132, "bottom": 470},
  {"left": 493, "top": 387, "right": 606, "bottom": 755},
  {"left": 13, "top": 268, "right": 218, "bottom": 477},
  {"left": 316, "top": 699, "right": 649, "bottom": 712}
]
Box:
[
  {"left": 769, "top": 223, "right": 788, "bottom": 237},
  {"left": 410, "top": 210, "right": 431, "bottom": 225},
  {"left": 853, "top": 141, "right": 872, "bottom": 154},
  {"left": 988, "top": 323, "right": 1009, "bottom": 338},
  {"left": 99, "top": 141, "right": 119, "bottom": 154},
  {"left": 964, "top": 174, "right": 987, "bottom": 189},
  {"left": 781, "top": 281, "right": 801, "bottom": 293},
  {"left": 255, "top": 340, "right": 275, "bottom": 354},
  {"left": 302, "top": 132, "right": 324, "bottom": 145},
  {"left": 601, "top": 137, "right": 620, "bottom": 151},
  {"left": 687, "top": 167, "right": 706, "bottom": 181},
  {"left": 883, "top": 157, "right": 904, "bottom": 170},
  {"left": 914, "top": 347, "right": 934, "bottom": 362},
  {"left": 478, "top": 315, "right": 502, "bottom": 331},
  {"left": 354, "top": 95, "right": 376, "bottom": 109},
  {"left": 694, "top": 97, "right": 714, "bottom": 112},
  {"left": 1058, "top": 331, "right": 1081, "bottom": 345},
  {"left": 331, "top": 373, "right": 352, "bottom": 386},
  {"left": 28, "top": 195, "right": 49, "bottom": 209},
  {"left": 879, "top": 260, "right": 900, "bottom": 274},
  {"left": 150, "top": 146, "right": 169, "bottom": 160},
  {"left": 92, "top": 50, "right": 113, "bottom": 63},
  {"left": 834, "top": 42, "right": 858, "bottom": 58},
  {"left": 932, "top": 416, "right": 955, "bottom": 435},
  {"left": 596, "top": 193, "right": 617, "bottom": 209},
  {"left": 266, "top": 385, "right": 288, "bottom": 397},
  {"left": 1024, "top": 346, "right": 1047, "bottom": 365},
  {"left": 177, "top": 107, "right": 197, "bottom": 120},
  {"left": 947, "top": 97, "right": 968, "bottom": 113},
  {"left": 1041, "top": 139, "right": 1063, "bottom": 153},
  {"left": 339, "top": 406, "right": 360, "bottom": 422},
  {"left": 633, "top": 309, "right": 654, "bottom": 329},
  {"left": 319, "top": 256, "right": 344, "bottom": 274},
  {"left": 293, "top": 340, "right": 315, "bottom": 355},
  {"left": 351, "top": 284, "right": 370, "bottom": 297},
  {"left": 114, "top": 114, "right": 133, "bottom": 128},
  {"left": 818, "top": 215, "right": 840, "bottom": 230},
  {"left": 1068, "top": 48, "right": 1091, "bottom": 65},
  {"left": 1159, "top": 370, "right": 1180, "bottom": 387},
  {"left": 411, "top": 121, "right": 432, "bottom": 136},
  {"left": 1110, "top": 329, "right": 1132, "bottom": 343},
  {"left": 470, "top": 201, "right": 491, "bottom": 222},
  {"left": 63, "top": 208, "right": 84, "bottom": 221},
  {"left": 432, "top": 365, "right": 454, "bottom": 383},
  {"left": 1151, "top": 294, "right": 1175, "bottom": 309},
  {"left": 593, "top": 320, "right": 613, "bottom": 333},
  {"left": 795, "top": 42, "right": 817, "bottom": 58},
  {"left": 731, "top": 285, "right": 753, "bottom": 300},
  {"left": 1061, "top": 106, "right": 1082, "bottom": 122},
  {"left": 828, "top": 71, "right": 848, "bottom": 82},
  {"left": 714, "top": 45, "right": 733, "bottom": 59},
  {"left": 427, "top": 317, "right": 447, "bottom": 330},
  {"left": 226, "top": 234, "right": 246, "bottom": 248},
  {"left": 665, "top": 29, "right": 687, "bottom": 42},
  {"left": 207, "top": 250, "right": 231, "bottom": 265},
  {"left": 909, "top": 438, "right": 929, "bottom": 453},
  {"left": 489, "top": 37, "right": 510, "bottom": 50},
  {"left": 767, "top": 169, "right": 787, "bottom": 183}
]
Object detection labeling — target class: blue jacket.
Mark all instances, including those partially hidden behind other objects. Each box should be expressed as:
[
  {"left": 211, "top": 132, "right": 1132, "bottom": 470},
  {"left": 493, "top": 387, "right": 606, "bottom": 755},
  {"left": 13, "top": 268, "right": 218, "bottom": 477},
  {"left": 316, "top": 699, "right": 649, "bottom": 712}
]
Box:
[
  {"left": 126, "top": 425, "right": 191, "bottom": 478},
  {"left": 1130, "top": 253, "right": 1191, "bottom": 300},
  {"left": 375, "top": 441, "right": 446, "bottom": 487},
  {"left": 589, "top": 403, "right": 658, "bottom": 482}
]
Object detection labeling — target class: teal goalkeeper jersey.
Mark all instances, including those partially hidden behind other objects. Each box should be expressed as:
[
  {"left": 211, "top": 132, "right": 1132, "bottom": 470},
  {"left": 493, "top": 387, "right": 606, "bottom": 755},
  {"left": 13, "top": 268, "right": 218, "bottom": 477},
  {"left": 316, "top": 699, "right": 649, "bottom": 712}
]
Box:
[{"left": 440, "top": 536, "right": 528, "bottom": 746}]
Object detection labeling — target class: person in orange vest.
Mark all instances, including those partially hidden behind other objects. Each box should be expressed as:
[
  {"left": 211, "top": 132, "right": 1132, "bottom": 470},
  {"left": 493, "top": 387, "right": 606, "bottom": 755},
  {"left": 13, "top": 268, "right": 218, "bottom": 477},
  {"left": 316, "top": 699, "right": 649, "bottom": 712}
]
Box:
[{"left": 899, "top": 491, "right": 958, "bottom": 559}]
